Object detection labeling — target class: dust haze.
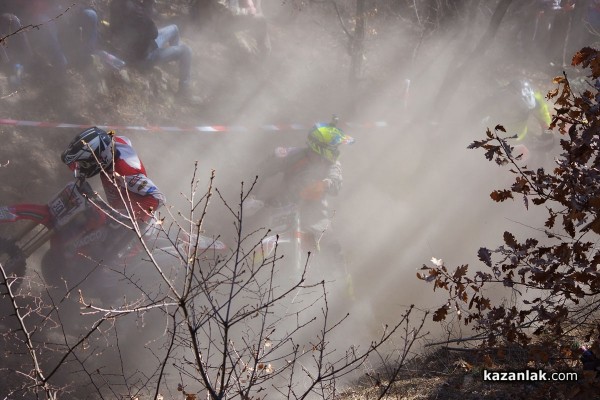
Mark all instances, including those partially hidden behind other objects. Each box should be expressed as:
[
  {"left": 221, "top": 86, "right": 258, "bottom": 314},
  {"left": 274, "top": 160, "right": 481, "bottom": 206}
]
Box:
[
  {"left": 0, "top": 0, "right": 582, "bottom": 395},
  {"left": 134, "top": 2, "right": 552, "bottom": 328}
]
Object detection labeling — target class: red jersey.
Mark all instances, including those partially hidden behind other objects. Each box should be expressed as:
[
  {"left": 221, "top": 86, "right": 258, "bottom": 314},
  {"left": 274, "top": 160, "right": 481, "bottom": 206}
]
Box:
[{"left": 100, "top": 136, "right": 165, "bottom": 221}]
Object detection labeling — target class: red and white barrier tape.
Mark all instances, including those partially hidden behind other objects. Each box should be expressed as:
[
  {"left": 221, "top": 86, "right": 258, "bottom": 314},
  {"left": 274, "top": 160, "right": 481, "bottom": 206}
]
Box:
[{"left": 0, "top": 118, "right": 388, "bottom": 133}]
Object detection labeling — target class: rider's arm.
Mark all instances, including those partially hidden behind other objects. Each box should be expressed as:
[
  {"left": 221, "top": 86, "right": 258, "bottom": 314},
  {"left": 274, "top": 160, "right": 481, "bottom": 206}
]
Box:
[
  {"left": 102, "top": 173, "right": 165, "bottom": 221},
  {"left": 299, "top": 161, "right": 343, "bottom": 200},
  {"left": 104, "top": 137, "right": 166, "bottom": 220},
  {"left": 324, "top": 161, "right": 343, "bottom": 196},
  {"left": 124, "top": 174, "right": 165, "bottom": 202},
  {"left": 121, "top": 173, "right": 166, "bottom": 215}
]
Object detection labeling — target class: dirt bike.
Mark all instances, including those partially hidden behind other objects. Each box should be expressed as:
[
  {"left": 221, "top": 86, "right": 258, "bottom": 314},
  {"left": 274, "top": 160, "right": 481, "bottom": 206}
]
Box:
[
  {"left": 247, "top": 199, "right": 304, "bottom": 274},
  {"left": 245, "top": 195, "right": 347, "bottom": 282},
  {"left": 245, "top": 195, "right": 356, "bottom": 311},
  {"left": 0, "top": 176, "right": 226, "bottom": 303}
]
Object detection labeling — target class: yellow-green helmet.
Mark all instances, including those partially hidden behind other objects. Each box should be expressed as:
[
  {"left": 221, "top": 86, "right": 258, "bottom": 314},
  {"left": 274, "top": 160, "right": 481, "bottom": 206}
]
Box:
[{"left": 307, "top": 118, "right": 354, "bottom": 163}]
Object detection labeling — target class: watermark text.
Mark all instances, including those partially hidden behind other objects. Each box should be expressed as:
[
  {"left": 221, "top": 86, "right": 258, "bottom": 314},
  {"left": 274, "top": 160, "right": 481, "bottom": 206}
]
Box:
[{"left": 482, "top": 369, "right": 578, "bottom": 382}]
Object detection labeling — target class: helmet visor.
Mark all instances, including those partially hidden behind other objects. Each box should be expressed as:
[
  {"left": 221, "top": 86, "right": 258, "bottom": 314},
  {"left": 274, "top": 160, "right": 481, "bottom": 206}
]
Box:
[{"left": 335, "top": 134, "right": 354, "bottom": 146}]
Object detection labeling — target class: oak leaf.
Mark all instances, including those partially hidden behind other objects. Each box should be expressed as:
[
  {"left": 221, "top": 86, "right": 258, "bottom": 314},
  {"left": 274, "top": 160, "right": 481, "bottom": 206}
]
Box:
[
  {"left": 432, "top": 306, "right": 448, "bottom": 322},
  {"left": 490, "top": 190, "right": 513, "bottom": 202}
]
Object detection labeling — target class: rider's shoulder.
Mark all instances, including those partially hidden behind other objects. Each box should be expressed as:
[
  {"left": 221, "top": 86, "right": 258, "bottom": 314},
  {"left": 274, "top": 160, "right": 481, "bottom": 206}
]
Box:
[
  {"left": 113, "top": 136, "right": 143, "bottom": 173},
  {"left": 114, "top": 136, "right": 133, "bottom": 147}
]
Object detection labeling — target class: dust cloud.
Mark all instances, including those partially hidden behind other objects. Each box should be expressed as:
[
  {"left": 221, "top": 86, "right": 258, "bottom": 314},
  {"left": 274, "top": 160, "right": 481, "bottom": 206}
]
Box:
[
  {"left": 0, "top": 0, "right": 576, "bottom": 396},
  {"left": 133, "top": 2, "right": 549, "bottom": 332}
]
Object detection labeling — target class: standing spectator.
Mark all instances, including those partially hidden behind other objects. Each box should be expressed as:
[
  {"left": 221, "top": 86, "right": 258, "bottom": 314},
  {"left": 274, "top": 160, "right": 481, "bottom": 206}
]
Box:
[
  {"left": 109, "top": 0, "right": 200, "bottom": 103},
  {"left": 58, "top": 1, "right": 100, "bottom": 69},
  {"left": 1, "top": 0, "right": 99, "bottom": 76},
  {"left": 16, "top": 0, "right": 68, "bottom": 73},
  {"left": 0, "top": 10, "right": 33, "bottom": 89}
]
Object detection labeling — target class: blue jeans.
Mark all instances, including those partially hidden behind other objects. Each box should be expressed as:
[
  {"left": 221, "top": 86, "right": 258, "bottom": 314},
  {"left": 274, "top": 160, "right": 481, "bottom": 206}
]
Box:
[
  {"left": 145, "top": 25, "right": 192, "bottom": 90},
  {"left": 77, "top": 9, "right": 99, "bottom": 59},
  {"left": 62, "top": 8, "right": 99, "bottom": 67}
]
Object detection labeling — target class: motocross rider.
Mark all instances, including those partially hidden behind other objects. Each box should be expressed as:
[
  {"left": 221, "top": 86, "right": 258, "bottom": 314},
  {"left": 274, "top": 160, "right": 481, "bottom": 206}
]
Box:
[
  {"left": 477, "top": 79, "right": 553, "bottom": 163},
  {"left": 61, "top": 127, "right": 166, "bottom": 239},
  {"left": 254, "top": 116, "right": 354, "bottom": 266}
]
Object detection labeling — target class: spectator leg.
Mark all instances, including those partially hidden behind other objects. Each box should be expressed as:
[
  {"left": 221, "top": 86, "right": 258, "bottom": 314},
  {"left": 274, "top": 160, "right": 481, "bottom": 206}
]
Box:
[
  {"left": 45, "top": 20, "right": 68, "bottom": 69},
  {"left": 0, "top": 45, "right": 7, "bottom": 66},
  {"left": 80, "top": 9, "right": 99, "bottom": 56},
  {"left": 62, "top": 8, "right": 99, "bottom": 68},
  {"left": 155, "top": 25, "right": 181, "bottom": 48},
  {"left": 148, "top": 44, "right": 192, "bottom": 92}
]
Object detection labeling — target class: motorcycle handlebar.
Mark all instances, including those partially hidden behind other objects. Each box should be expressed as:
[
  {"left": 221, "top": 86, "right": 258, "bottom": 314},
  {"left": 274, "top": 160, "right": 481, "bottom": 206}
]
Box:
[
  {"left": 75, "top": 179, "right": 121, "bottom": 220},
  {"left": 75, "top": 179, "right": 93, "bottom": 196},
  {"left": 74, "top": 179, "right": 105, "bottom": 207}
]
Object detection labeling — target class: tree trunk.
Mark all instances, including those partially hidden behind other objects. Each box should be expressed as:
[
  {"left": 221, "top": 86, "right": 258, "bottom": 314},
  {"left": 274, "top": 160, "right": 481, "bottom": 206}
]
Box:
[
  {"left": 431, "top": 0, "right": 513, "bottom": 121},
  {"left": 349, "top": 0, "right": 367, "bottom": 86}
]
